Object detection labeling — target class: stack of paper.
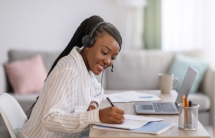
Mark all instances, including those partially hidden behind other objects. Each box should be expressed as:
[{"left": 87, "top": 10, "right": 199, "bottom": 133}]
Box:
[
  {"left": 93, "top": 114, "right": 174, "bottom": 135},
  {"left": 105, "top": 91, "right": 161, "bottom": 102}
]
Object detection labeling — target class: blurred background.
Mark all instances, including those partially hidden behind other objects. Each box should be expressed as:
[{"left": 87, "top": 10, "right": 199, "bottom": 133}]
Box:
[
  {"left": 0, "top": 0, "right": 215, "bottom": 137},
  {"left": 1, "top": 0, "right": 214, "bottom": 65}
]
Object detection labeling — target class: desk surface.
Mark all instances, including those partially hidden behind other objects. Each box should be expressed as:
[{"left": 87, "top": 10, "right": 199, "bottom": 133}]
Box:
[{"left": 89, "top": 90, "right": 210, "bottom": 138}]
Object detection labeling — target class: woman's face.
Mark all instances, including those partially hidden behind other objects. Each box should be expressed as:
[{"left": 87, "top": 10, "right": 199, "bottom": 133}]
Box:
[{"left": 83, "top": 33, "right": 120, "bottom": 75}]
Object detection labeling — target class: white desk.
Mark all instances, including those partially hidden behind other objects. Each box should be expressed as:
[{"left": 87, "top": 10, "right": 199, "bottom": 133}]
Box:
[{"left": 89, "top": 90, "right": 210, "bottom": 138}]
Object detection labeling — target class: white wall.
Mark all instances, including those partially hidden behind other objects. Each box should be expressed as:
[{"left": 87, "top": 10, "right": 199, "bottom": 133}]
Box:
[
  {"left": 0, "top": 0, "right": 131, "bottom": 64},
  {"left": 161, "top": 0, "right": 215, "bottom": 67}
]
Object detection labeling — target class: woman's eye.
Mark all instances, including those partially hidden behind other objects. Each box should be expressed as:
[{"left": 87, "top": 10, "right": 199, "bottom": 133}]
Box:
[
  {"left": 102, "top": 51, "right": 107, "bottom": 55},
  {"left": 112, "top": 57, "right": 116, "bottom": 60}
]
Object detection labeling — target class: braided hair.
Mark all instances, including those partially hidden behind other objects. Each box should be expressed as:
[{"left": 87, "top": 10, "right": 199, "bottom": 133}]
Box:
[{"left": 26, "top": 15, "right": 122, "bottom": 120}]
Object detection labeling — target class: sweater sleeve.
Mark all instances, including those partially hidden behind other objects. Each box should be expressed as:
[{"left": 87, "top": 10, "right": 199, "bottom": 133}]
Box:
[{"left": 42, "top": 69, "right": 101, "bottom": 133}]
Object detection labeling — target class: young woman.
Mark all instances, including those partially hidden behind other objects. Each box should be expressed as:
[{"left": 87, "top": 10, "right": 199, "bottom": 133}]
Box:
[{"left": 19, "top": 15, "right": 124, "bottom": 138}]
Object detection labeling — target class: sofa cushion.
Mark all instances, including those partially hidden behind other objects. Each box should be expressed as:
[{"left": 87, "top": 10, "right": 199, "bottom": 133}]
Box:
[
  {"left": 8, "top": 49, "right": 61, "bottom": 71},
  {"left": 188, "top": 93, "right": 211, "bottom": 111},
  {"left": 168, "top": 54, "right": 209, "bottom": 93},
  {"left": 105, "top": 50, "right": 204, "bottom": 90},
  {"left": 6, "top": 49, "right": 61, "bottom": 92},
  {"left": 4, "top": 55, "right": 47, "bottom": 94}
]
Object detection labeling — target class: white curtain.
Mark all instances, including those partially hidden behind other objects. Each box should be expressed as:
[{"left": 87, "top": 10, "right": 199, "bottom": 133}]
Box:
[{"left": 161, "top": 0, "right": 215, "bottom": 66}]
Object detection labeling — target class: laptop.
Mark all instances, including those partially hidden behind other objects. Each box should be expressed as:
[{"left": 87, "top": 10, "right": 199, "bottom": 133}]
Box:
[{"left": 135, "top": 66, "right": 197, "bottom": 114}]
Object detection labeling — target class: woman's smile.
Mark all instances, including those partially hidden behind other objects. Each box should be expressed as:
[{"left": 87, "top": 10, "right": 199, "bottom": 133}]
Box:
[{"left": 97, "top": 63, "right": 105, "bottom": 71}]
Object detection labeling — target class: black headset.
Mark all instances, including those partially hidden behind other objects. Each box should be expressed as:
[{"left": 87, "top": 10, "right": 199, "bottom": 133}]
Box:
[{"left": 82, "top": 22, "right": 114, "bottom": 72}]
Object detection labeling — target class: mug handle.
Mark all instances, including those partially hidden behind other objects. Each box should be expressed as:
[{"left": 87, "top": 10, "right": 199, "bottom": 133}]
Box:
[{"left": 172, "top": 77, "right": 179, "bottom": 89}]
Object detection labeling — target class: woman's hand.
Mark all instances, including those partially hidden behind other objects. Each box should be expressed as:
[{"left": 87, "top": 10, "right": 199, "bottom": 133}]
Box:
[
  {"left": 99, "top": 107, "right": 125, "bottom": 124},
  {"left": 88, "top": 101, "right": 98, "bottom": 111}
]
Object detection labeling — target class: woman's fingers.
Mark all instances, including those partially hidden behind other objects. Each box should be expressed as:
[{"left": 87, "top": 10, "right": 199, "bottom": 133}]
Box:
[
  {"left": 114, "top": 118, "right": 124, "bottom": 124},
  {"left": 112, "top": 111, "right": 124, "bottom": 124},
  {"left": 90, "top": 105, "right": 97, "bottom": 110},
  {"left": 88, "top": 102, "right": 98, "bottom": 111},
  {"left": 90, "top": 102, "right": 98, "bottom": 108},
  {"left": 115, "top": 108, "right": 125, "bottom": 114},
  {"left": 88, "top": 105, "right": 97, "bottom": 111},
  {"left": 87, "top": 106, "right": 92, "bottom": 111},
  {"left": 114, "top": 113, "right": 124, "bottom": 120},
  {"left": 112, "top": 107, "right": 125, "bottom": 119},
  {"left": 109, "top": 116, "right": 124, "bottom": 124},
  {"left": 99, "top": 107, "right": 125, "bottom": 124}
]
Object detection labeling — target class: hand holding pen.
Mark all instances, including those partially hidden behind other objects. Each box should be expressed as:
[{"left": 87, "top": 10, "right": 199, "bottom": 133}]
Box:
[{"left": 98, "top": 97, "right": 125, "bottom": 124}]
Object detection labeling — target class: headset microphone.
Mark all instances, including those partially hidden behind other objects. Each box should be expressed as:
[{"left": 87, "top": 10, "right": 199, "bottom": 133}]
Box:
[{"left": 111, "top": 65, "right": 114, "bottom": 72}]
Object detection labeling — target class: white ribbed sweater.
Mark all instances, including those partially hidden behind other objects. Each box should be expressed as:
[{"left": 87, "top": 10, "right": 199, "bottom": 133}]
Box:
[{"left": 20, "top": 47, "right": 105, "bottom": 138}]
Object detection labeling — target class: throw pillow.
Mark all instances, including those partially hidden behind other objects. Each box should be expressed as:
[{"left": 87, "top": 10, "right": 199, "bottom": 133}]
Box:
[
  {"left": 168, "top": 54, "right": 209, "bottom": 93},
  {"left": 4, "top": 54, "right": 47, "bottom": 95}
]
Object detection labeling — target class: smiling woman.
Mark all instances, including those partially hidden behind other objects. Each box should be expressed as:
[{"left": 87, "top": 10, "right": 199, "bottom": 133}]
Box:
[{"left": 18, "top": 15, "right": 123, "bottom": 138}]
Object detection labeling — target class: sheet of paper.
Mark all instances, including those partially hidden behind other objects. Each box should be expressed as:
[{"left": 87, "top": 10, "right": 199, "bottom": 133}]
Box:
[
  {"left": 124, "top": 114, "right": 163, "bottom": 122},
  {"left": 105, "top": 91, "right": 161, "bottom": 102},
  {"left": 94, "top": 114, "right": 163, "bottom": 130},
  {"left": 94, "top": 119, "right": 148, "bottom": 130}
]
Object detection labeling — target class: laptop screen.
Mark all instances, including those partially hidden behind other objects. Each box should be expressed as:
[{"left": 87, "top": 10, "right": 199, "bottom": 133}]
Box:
[{"left": 175, "top": 67, "right": 197, "bottom": 105}]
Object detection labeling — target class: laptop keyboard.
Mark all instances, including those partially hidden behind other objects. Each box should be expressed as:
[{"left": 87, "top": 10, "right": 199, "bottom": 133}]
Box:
[{"left": 153, "top": 102, "right": 178, "bottom": 113}]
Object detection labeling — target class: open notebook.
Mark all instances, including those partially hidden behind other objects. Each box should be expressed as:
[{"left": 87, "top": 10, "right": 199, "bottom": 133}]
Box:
[
  {"left": 93, "top": 121, "right": 174, "bottom": 135},
  {"left": 93, "top": 114, "right": 174, "bottom": 135}
]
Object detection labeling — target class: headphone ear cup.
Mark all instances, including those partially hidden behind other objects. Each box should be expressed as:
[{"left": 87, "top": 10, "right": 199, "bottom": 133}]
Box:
[
  {"left": 88, "top": 37, "right": 95, "bottom": 47},
  {"left": 82, "top": 35, "right": 91, "bottom": 46}
]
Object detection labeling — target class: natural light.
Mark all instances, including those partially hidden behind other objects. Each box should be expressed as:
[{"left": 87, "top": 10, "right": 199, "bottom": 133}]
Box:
[{"left": 161, "top": 0, "right": 215, "bottom": 67}]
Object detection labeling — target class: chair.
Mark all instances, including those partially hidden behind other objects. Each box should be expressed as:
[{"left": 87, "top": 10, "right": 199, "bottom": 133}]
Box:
[{"left": 0, "top": 93, "right": 27, "bottom": 138}]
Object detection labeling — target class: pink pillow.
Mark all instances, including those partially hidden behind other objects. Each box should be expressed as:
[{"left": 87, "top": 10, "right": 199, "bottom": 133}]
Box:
[{"left": 4, "top": 54, "right": 47, "bottom": 95}]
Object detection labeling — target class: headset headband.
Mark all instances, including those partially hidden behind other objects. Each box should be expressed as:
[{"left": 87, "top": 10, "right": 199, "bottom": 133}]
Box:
[
  {"left": 89, "top": 22, "right": 106, "bottom": 37},
  {"left": 82, "top": 21, "right": 121, "bottom": 50},
  {"left": 89, "top": 22, "right": 121, "bottom": 49}
]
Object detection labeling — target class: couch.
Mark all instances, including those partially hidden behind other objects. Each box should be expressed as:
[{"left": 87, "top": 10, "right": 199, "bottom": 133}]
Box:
[{"left": 0, "top": 49, "right": 214, "bottom": 136}]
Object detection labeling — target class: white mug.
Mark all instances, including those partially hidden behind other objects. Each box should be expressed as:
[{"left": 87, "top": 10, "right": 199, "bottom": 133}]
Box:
[{"left": 158, "top": 73, "right": 179, "bottom": 94}]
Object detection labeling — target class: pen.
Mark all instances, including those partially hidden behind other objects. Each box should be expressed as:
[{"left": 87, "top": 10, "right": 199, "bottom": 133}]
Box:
[
  {"left": 189, "top": 101, "right": 192, "bottom": 107},
  {"left": 186, "top": 99, "right": 190, "bottom": 124},
  {"left": 182, "top": 95, "right": 186, "bottom": 123},
  {"left": 106, "top": 97, "right": 115, "bottom": 107},
  {"left": 186, "top": 99, "right": 189, "bottom": 107},
  {"left": 188, "top": 100, "right": 193, "bottom": 125},
  {"left": 182, "top": 95, "right": 186, "bottom": 107}
]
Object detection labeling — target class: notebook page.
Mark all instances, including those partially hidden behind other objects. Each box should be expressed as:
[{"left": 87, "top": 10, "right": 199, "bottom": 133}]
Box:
[
  {"left": 124, "top": 114, "right": 163, "bottom": 122},
  {"left": 94, "top": 119, "right": 148, "bottom": 130}
]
